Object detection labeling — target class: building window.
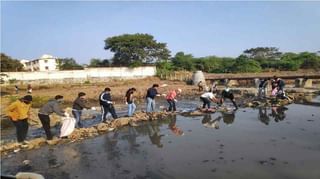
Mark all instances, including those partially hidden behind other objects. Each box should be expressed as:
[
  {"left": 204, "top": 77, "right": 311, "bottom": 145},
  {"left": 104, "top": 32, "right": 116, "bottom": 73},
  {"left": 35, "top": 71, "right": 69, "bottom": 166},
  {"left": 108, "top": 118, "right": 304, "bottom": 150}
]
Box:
[{"left": 45, "top": 66, "right": 49, "bottom": 70}]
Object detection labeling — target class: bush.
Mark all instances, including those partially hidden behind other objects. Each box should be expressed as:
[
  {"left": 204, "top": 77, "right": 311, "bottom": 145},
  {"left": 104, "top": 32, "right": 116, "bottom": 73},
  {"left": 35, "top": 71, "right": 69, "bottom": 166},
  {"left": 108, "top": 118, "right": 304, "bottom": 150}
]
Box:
[
  {"left": 8, "top": 79, "right": 17, "bottom": 84},
  {"left": 231, "top": 55, "right": 262, "bottom": 73},
  {"left": 31, "top": 96, "right": 51, "bottom": 108}
]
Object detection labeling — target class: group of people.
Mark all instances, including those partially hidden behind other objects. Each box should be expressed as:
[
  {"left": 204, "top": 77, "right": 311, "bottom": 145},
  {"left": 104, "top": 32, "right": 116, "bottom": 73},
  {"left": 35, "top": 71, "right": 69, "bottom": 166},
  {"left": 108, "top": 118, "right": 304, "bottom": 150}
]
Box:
[
  {"left": 14, "top": 84, "right": 32, "bottom": 94},
  {"left": 5, "top": 84, "right": 182, "bottom": 146},
  {"left": 199, "top": 85, "right": 238, "bottom": 110},
  {"left": 258, "top": 76, "right": 286, "bottom": 99},
  {"left": 5, "top": 77, "right": 288, "bottom": 147}
]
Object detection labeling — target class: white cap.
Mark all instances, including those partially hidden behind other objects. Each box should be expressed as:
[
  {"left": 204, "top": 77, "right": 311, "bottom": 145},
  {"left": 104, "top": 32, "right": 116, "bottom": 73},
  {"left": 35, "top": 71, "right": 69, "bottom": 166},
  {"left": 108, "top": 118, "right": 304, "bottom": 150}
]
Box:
[{"left": 177, "top": 88, "right": 182, "bottom": 93}]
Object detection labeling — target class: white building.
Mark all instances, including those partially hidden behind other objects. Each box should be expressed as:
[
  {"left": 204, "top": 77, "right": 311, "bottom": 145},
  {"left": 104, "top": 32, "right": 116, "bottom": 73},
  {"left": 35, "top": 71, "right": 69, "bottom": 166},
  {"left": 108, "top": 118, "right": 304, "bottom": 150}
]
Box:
[{"left": 21, "top": 54, "right": 58, "bottom": 71}]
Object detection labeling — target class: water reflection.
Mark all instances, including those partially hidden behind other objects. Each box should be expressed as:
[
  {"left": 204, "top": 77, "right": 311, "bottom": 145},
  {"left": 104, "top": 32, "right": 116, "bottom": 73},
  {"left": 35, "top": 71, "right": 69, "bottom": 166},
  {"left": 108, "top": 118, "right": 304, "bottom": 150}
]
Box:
[
  {"left": 147, "top": 121, "right": 164, "bottom": 148},
  {"left": 258, "top": 106, "right": 288, "bottom": 125},
  {"left": 222, "top": 112, "right": 235, "bottom": 124},
  {"left": 202, "top": 114, "right": 222, "bottom": 129},
  {"left": 271, "top": 106, "right": 288, "bottom": 122},
  {"left": 168, "top": 115, "right": 184, "bottom": 136},
  {"left": 258, "top": 107, "right": 270, "bottom": 125}
]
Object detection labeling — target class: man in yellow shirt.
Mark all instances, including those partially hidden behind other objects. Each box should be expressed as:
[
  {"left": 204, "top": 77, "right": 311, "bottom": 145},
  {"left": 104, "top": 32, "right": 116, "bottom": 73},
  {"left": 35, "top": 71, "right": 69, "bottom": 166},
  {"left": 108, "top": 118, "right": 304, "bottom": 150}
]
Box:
[{"left": 6, "top": 95, "right": 32, "bottom": 146}]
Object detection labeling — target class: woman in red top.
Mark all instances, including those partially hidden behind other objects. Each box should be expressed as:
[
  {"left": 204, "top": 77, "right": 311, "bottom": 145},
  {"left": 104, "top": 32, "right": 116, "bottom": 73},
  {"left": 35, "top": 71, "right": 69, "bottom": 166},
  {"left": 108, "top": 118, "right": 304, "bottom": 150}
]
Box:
[{"left": 166, "top": 89, "right": 182, "bottom": 112}]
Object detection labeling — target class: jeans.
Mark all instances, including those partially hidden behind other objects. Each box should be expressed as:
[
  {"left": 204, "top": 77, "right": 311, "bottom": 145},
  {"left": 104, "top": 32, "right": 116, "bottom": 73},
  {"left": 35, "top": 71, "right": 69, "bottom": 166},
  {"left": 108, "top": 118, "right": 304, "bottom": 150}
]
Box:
[
  {"left": 146, "top": 97, "right": 156, "bottom": 112},
  {"left": 128, "top": 103, "right": 136, "bottom": 117},
  {"left": 72, "top": 110, "right": 83, "bottom": 128},
  {"left": 200, "top": 97, "right": 211, "bottom": 109},
  {"left": 167, "top": 99, "right": 176, "bottom": 111},
  {"left": 38, "top": 113, "right": 53, "bottom": 140},
  {"left": 12, "top": 118, "right": 29, "bottom": 142},
  {"left": 101, "top": 104, "right": 118, "bottom": 122}
]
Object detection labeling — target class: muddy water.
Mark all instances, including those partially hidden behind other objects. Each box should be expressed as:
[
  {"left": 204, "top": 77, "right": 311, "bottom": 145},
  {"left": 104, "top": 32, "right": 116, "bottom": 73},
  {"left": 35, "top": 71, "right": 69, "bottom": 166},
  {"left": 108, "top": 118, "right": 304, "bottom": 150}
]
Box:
[{"left": 1, "top": 100, "right": 320, "bottom": 179}]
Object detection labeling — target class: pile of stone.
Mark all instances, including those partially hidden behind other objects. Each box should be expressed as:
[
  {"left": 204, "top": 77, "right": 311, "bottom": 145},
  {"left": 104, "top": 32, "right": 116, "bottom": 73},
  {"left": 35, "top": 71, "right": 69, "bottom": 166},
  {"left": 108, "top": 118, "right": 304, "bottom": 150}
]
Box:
[{"left": 0, "top": 111, "right": 173, "bottom": 155}]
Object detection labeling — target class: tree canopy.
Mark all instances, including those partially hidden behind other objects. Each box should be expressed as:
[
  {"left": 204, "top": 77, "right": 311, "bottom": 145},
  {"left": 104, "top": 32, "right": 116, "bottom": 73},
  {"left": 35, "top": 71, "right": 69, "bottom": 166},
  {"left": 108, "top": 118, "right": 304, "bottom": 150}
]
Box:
[
  {"left": 243, "top": 47, "right": 282, "bottom": 60},
  {"left": 104, "top": 33, "right": 170, "bottom": 66},
  {"left": 57, "top": 58, "right": 84, "bottom": 70},
  {"left": 88, "top": 58, "right": 110, "bottom": 67},
  {"left": 0, "top": 53, "right": 24, "bottom": 72}
]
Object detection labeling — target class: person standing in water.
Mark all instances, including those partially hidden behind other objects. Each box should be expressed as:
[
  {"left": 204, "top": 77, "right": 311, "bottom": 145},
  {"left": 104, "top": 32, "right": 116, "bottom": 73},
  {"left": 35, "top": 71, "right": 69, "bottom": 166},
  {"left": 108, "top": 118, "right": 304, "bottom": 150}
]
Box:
[
  {"left": 220, "top": 86, "right": 238, "bottom": 110},
  {"left": 125, "top": 88, "right": 137, "bottom": 117},
  {"left": 166, "top": 88, "right": 182, "bottom": 112}
]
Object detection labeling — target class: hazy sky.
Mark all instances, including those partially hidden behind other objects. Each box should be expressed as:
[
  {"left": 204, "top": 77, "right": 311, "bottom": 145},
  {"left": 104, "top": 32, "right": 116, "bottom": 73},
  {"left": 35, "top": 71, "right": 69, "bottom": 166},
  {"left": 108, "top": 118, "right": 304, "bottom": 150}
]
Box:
[{"left": 1, "top": 1, "right": 320, "bottom": 64}]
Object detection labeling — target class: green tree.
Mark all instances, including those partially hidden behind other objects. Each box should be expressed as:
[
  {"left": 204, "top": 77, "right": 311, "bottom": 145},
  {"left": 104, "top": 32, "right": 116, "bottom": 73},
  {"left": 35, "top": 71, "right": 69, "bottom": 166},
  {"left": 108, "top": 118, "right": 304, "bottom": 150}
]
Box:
[
  {"left": 104, "top": 33, "right": 170, "bottom": 66},
  {"left": 231, "top": 55, "right": 262, "bottom": 73},
  {"left": 57, "top": 58, "right": 83, "bottom": 70},
  {"left": 0, "top": 53, "right": 24, "bottom": 72},
  {"left": 243, "top": 47, "right": 282, "bottom": 60},
  {"left": 89, "top": 58, "right": 102, "bottom": 67},
  {"left": 298, "top": 52, "right": 320, "bottom": 70},
  {"left": 171, "top": 52, "right": 195, "bottom": 71}
]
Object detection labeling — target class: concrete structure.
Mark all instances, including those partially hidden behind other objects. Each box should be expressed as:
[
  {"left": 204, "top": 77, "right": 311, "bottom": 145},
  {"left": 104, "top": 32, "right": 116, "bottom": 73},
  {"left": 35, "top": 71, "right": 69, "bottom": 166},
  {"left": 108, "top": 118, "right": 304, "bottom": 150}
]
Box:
[
  {"left": 1, "top": 66, "right": 157, "bottom": 84},
  {"left": 21, "top": 54, "right": 58, "bottom": 71},
  {"left": 192, "top": 71, "right": 206, "bottom": 85},
  {"left": 204, "top": 71, "right": 320, "bottom": 88}
]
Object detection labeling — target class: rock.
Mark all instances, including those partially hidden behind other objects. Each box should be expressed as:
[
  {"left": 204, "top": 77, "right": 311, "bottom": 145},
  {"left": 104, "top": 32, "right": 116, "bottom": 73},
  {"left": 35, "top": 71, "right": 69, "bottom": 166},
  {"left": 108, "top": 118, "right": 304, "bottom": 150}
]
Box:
[
  {"left": 47, "top": 138, "right": 60, "bottom": 145},
  {"left": 129, "top": 120, "right": 139, "bottom": 127},
  {"left": 112, "top": 118, "right": 130, "bottom": 128},
  {"left": 96, "top": 123, "right": 109, "bottom": 132},
  {"left": 29, "top": 138, "right": 46, "bottom": 147}
]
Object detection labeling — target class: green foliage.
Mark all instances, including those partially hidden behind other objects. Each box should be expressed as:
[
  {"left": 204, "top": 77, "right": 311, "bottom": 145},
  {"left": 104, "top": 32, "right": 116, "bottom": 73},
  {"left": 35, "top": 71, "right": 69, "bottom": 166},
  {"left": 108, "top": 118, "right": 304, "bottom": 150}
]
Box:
[
  {"left": 31, "top": 96, "right": 51, "bottom": 108},
  {"left": 8, "top": 95, "right": 50, "bottom": 108},
  {"left": 8, "top": 79, "right": 17, "bottom": 84},
  {"left": 104, "top": 33, "right": 170, "bottom": 66},
  {"left": 84, "top": 80, "right": 90, "bottom": 84},
  {"left": 57, "top": 58, "right": 84, "bottom": 70},
  {"left": 0, "top": 53, "right": 24, "bottom": 72},
  {"left": 156, "top": 61, "right": 174, "bottom": 76},
  {"left": 299, "top": 52, "right": 320, "bottom": 70},
  {"left": 88, "top": 58, "right": 110, "bottom": 67},
  {"left": 243, "top": 47, "right": 282, "bottom": 60},
  {"left": 171, "top": 52, "right": 195, "bottom": 71},
  {"left": 231, "top": 55, "right": 262, "bottom": 73},
  {"left": 8, "top": 95, "right": 19, "bottom": 103},
  {"left": 128, "top": 60, "right": 143, "bottom": 68}
]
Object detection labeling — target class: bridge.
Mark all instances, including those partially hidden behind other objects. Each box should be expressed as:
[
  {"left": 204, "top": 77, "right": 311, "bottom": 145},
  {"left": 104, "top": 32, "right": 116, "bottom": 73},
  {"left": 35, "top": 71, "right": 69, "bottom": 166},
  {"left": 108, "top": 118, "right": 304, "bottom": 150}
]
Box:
[{"left": 195, "top": 71, "right": 320, "bottom": 88}]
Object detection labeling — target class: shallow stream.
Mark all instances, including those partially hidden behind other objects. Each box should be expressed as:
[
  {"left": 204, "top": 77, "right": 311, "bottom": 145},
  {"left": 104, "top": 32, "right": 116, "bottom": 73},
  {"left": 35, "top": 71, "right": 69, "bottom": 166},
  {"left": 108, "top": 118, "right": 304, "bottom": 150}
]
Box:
[{"left": 1, "top": 97, "right": 320, "bottom": 179}]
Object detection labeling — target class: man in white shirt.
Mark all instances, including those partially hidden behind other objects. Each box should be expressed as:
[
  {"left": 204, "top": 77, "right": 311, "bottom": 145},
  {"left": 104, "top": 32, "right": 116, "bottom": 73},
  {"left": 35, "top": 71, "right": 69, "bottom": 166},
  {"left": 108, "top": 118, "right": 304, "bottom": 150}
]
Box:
[{"left": 200, "top": 91, "right": 219, "bottom": 109}]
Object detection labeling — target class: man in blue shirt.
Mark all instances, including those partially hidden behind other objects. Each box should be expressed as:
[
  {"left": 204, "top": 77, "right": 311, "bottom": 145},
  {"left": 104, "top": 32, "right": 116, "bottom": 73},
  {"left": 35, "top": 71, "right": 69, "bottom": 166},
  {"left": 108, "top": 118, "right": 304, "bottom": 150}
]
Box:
[{"left": 146, "top": 84, "right": 160, "bottom": 113}]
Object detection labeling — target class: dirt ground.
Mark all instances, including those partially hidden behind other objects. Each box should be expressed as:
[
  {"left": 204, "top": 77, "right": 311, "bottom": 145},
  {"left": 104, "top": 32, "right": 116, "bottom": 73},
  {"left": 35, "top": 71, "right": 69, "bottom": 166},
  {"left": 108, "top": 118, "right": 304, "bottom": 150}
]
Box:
[{"left": 0, "top": 77, "right": 198, "bottom": 116}]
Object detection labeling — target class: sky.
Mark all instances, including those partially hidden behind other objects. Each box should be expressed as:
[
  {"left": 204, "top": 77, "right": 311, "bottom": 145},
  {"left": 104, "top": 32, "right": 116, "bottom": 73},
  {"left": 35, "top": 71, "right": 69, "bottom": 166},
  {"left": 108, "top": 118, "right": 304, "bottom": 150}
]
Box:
[{"left": 1, "top": 1, "right": 320, "bottom": 64}]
